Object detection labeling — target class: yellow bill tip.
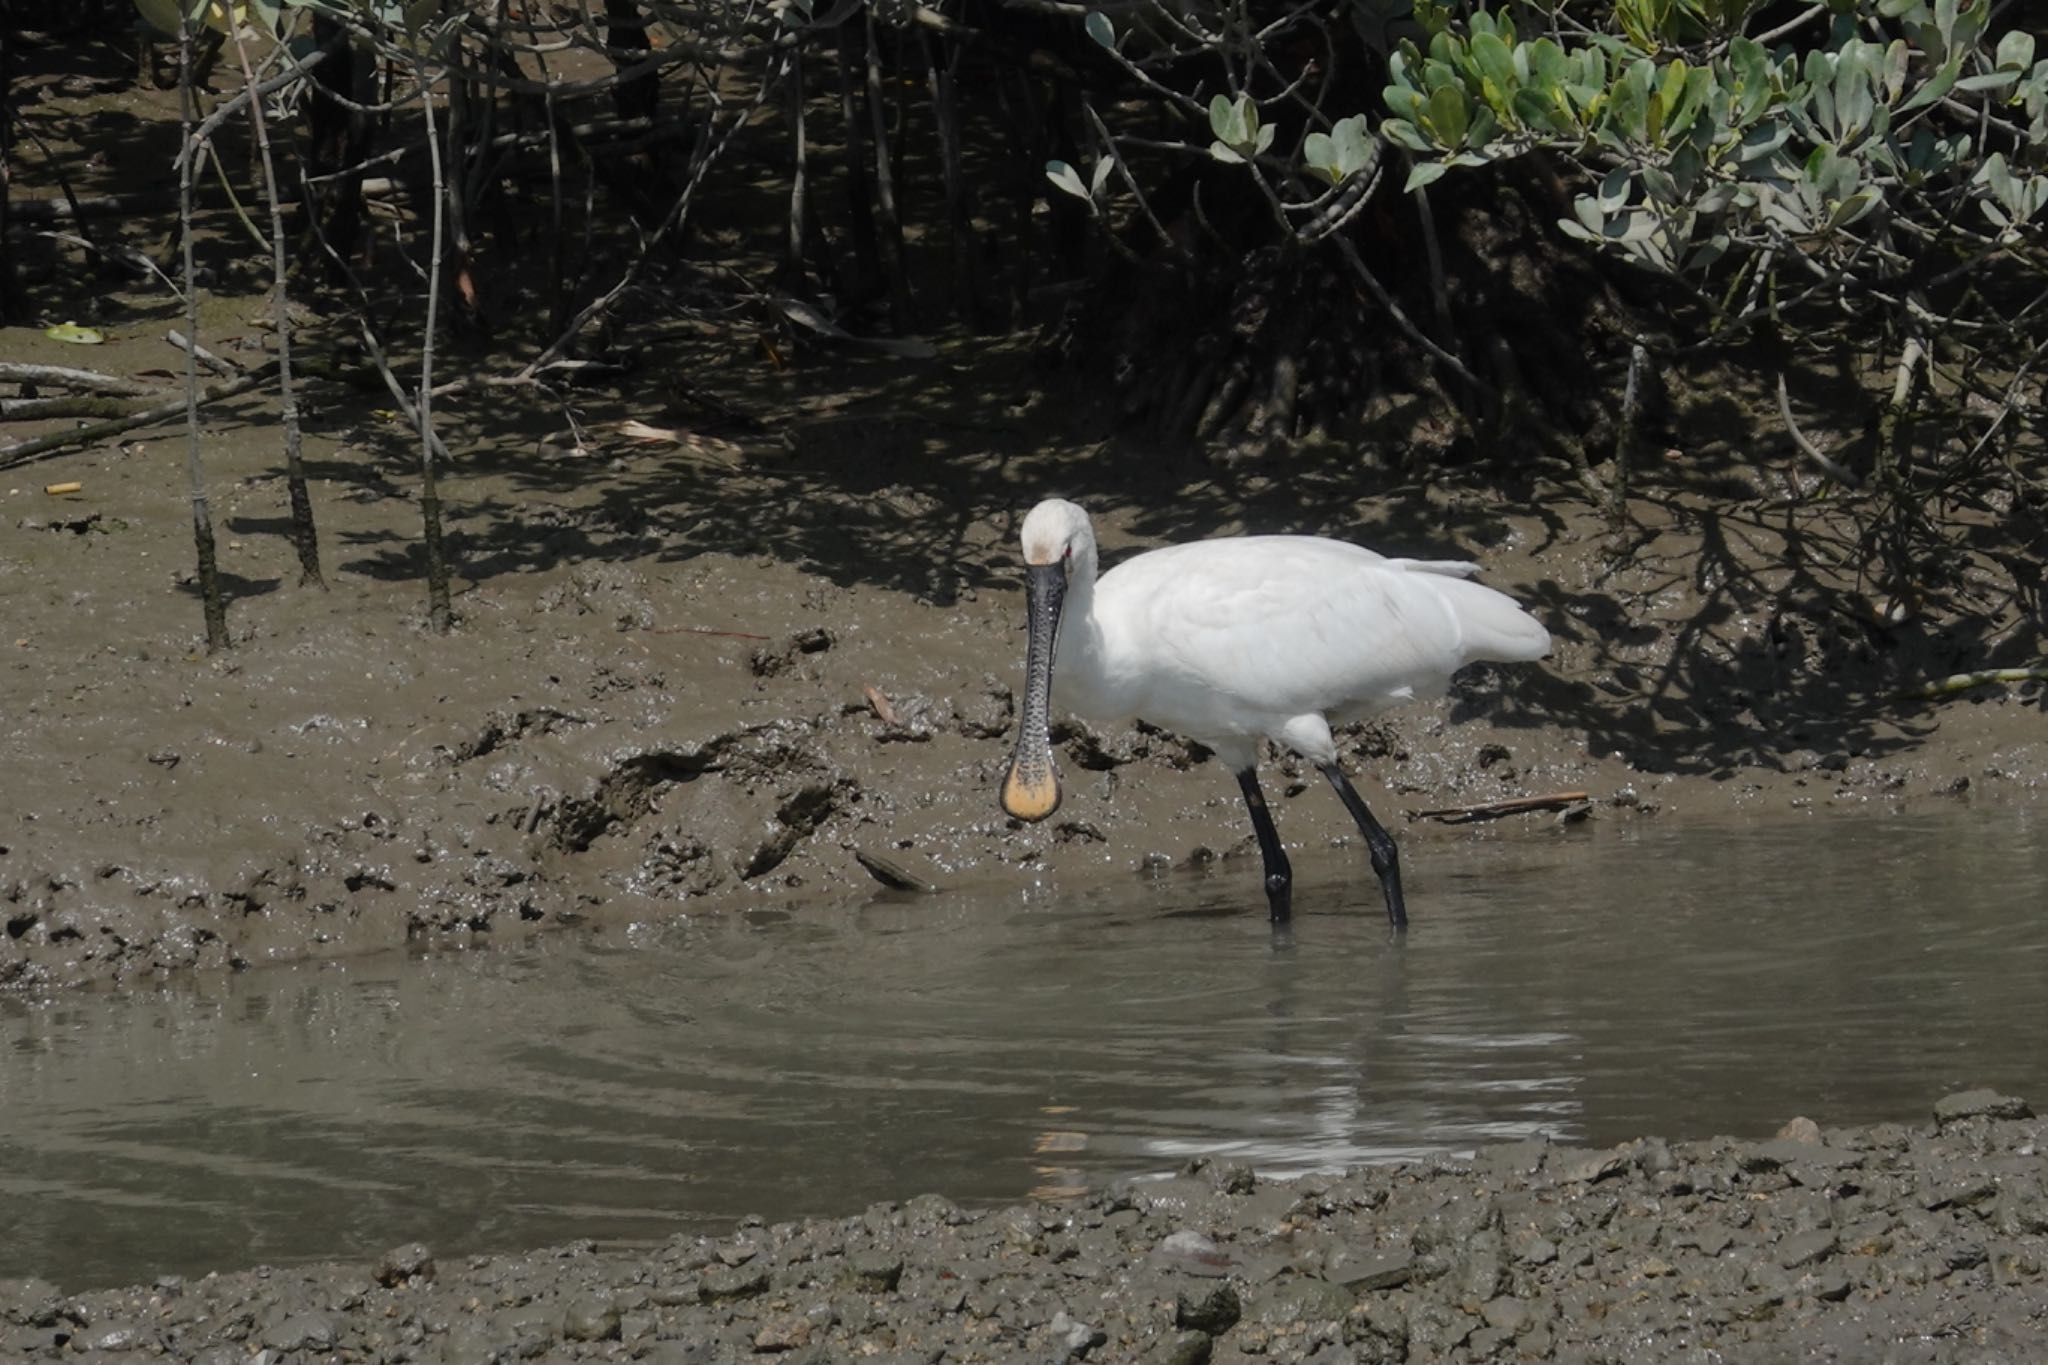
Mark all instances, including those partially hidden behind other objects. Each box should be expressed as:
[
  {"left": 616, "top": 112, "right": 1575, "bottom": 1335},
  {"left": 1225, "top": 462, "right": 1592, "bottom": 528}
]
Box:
[{"left": 1001, "top": 764, "right": 1062, "bottom": 822}]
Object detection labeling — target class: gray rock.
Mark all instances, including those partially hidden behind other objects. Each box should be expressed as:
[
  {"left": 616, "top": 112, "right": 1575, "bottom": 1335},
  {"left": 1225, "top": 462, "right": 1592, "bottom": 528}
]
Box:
[
  {"left": 263, "top": 1311, "right": 339, "bottom": 1352},
  {"left": 752, "top": 1311, "right": 813, "bottom": 1352},
  {"left": 847, "top": 1251, "right": 903, "bottom": 1291},
  {"left": 374, "top": 1242, "right": 436, "bottom": 1286},
  {"left": 1152, "top": 1230, "right": 1234, "bottom": 1278},
  {"left": 561, "top": 1293, "right": 621, "bottom": 1341},
  {"left": 1174, "top": 1284, "right": 1240, "bottom": 1334},
  {"left": 1325, "top": 1248, "right": 1413, "bottom": 1291},
  {"left": 0, "top": 1278, "right": 61, "bottom": 1328},
  {"left": 701, "top": 1263, "right": 770, "bottom": 1300},
  {"left": 1511, "top": 1231, "right": 1559, "bottom": 1267},
  {"left": 1241, "top": 1276, "right": 1355, "bottom": 1328},
  {"left": 1934, "top": 1090, "right": 2034, "bottom": 1127},
  {"left": 1138, "top": 1329, "right": 1212, "bottom": 1365},
  {"left": 1048, "top": 1309, "right": 1106, "bottom": 1358},
  {"left": 1481, "top": 1296, "right": 1528, "bottom": 1334},
  {"left": 1776, "top": 1116, "right": 1824, "bottom": 1144},
  {"left": 1777, "top": 1236, "right": 1843, "bottom": 1277},
  {"left": 76, "top": 1321, "right": 148, "bottom": 1351}
]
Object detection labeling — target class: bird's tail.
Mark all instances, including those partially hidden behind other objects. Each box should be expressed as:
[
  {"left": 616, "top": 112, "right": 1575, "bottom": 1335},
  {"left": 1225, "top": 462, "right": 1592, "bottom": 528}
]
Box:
[{"left": 1432, "top": 574, "right": 1553, "bottom": 663}]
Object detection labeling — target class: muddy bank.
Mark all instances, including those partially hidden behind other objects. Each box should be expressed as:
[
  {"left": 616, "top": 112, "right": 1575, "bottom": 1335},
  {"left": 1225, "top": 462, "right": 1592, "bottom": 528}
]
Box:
[
  {"left": 3, "top": 1090, "right": 2043, "bottom": 1362},
  {"left": 5, "top": 322, "right": 2047, "bottom": 991}
]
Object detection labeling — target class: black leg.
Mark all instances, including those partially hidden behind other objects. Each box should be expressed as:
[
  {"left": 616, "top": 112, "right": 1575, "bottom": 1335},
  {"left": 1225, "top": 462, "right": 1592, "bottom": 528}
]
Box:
[
  {"left": 1235, "top": 766, "right": 1293, "bottom": 923},
  {"left": 1318, "top": 762, "right": 1408, "bottom": 929}
]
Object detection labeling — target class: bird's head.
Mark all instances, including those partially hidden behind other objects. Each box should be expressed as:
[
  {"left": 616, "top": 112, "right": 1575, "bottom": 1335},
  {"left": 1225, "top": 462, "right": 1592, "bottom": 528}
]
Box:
[{"left": 1018, "top": 497, "right": 1097, "bottom": 582}]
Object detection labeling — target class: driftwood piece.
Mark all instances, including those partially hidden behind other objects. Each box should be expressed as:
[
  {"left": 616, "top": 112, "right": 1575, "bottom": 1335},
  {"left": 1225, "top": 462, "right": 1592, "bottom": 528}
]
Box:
[
  {"left": 2, "top": 395, "right": 142, "bottom": 420},
  {"left": 0, "top": 361, "right": 277, "bottom": 470},
  {"left": 0, "top": 362, "right": 167, "bottom": 397},
  {"left": 1408, "top": 791, "right": 1593, "bottom": 825},
  {"left": 166, "top": 329, "right": 241, "bottom": 376}
]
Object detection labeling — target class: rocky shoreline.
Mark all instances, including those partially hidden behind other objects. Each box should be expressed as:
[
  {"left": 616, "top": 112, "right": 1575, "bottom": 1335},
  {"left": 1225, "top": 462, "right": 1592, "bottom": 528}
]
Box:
[{"left": 5, "top": 1090, "right": 2043, "bottom": 1363}]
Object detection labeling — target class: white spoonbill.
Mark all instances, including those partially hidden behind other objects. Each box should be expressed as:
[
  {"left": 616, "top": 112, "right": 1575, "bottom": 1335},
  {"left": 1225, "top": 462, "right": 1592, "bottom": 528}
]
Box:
[{"left": 999, "top": 498, "right": 1551, "bottom": 926}]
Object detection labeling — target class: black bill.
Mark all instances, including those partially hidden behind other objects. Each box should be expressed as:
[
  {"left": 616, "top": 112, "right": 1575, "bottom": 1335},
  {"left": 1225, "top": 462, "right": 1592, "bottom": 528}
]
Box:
[{"left": 1000, "top": 561, "right": 1067, "bottom": 821}]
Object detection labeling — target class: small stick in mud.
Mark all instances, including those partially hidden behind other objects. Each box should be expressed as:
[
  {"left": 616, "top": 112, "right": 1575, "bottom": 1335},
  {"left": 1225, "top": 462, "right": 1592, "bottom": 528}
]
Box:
[
  {"left": 1407, "top": 791, "right": 1594, "bottom": 825},
  {"left": 1895, "top": 668, "right": 2048, "bottom": 701}
]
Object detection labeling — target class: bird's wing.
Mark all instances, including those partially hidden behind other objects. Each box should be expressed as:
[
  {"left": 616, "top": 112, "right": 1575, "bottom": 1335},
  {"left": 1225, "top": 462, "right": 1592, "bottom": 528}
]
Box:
[{"left": 1098, "top": 536, "right": 1542, "bottom": 722}]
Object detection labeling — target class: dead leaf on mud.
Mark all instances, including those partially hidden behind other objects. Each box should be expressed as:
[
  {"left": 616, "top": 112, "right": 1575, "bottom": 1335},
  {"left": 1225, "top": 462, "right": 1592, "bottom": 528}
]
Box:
[
  {"left": 610, "top": 419, "right": 740, "bottom": 463},
  {"left": 863, "top": 685, "right": 901, "bottom": 726}
]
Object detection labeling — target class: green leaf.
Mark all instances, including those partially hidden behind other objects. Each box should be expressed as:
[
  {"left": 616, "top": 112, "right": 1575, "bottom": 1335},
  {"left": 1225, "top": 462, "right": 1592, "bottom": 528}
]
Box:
[
  {"left": 1208, "top": 93, "right": 1240, "bottom": 144},
  {"left": 1384, "top": 84, "right": 1428, "bottom": 125},
  {"left": 1955, "top": 71, "right": 2019, "bottom": 95},
  {"left": 1511, "top": 86, "right": 1569, "bottom": 134},
  {"left": 1083, "top": 10, "right": 1114, "bottom": 50},
  {"left": 1934, "top": 0, "right": 1958, "bottom": 48},
  {"left": 1834, "top": 53, "right": 1874, "bottom": 141},
  {"left": 1997, "top": 31, "right": 2036, "bottom": 73},
  {"left": 1332, "top": 115, "right": 1373, "bottom": 173},
  {"left": 1471, "top": 32, "right": 1515, "bottom": 93},
  {"left": 1882, "top": 39, "right": 1910, "bottom": 105},
  {"left": 1737, "top": 119, "right": 1790, "bottom": 162},
  {"left": 1598, "top": 166, "right": 1632, "bottom": 212},
  {"left": 1529, "top": 39, "right": 1568, "bottom": 89},
  {"left": 1827, "top": 189, "right": 1878, "bottom": 229},
  {"left": 1900, "top": 55, "right": 1960, "bottom": 112},
  {"left": 1727, "top": 36, "right": 1771, "bottom": 123},
  {"left": 1381, "top": 118, "right": 1435, "bottom": 153},
  {"left": 1305, "top": 131, "right": 1336, "bottom": 173},
  {"left": 1405, "top": 160, "right": 1450, "bottom": 192},
  {"left": 44, "top": 322, "right": 105, "bottom": 344},
  {"left": 1426, "top": 84, "right": 1469, "bottom": 147}
]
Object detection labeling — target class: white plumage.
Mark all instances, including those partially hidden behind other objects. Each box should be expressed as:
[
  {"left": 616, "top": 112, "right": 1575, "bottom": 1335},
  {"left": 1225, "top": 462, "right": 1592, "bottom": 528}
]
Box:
[{"left": 1000, "top": 498, "right": 1551, "bottom": 927}]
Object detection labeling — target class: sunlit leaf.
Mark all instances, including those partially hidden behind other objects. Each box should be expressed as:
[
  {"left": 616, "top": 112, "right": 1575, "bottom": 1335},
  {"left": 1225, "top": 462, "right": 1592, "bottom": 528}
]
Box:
[{"left": 1044, "top": 160, "right": 1089, "bottom": 201}]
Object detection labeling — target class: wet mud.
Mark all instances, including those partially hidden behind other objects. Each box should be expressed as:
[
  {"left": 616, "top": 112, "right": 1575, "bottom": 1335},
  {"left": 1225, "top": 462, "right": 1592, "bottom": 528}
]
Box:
[
  {"left": 4, "top": 313, "right": 2047, "bottom": 992},
  {"left": 4, "top": 1090, "right": 2044, "bottom": 1362}
]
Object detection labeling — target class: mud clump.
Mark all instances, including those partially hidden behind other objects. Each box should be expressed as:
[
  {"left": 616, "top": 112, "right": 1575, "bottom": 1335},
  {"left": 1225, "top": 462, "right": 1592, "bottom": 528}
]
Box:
[{"left": 3, "top": 1093, "right": 2043, "bottom": 1362}]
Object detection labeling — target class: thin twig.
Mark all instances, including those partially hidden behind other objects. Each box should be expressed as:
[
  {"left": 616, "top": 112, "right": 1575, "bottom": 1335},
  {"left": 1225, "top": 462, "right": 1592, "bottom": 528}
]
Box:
[{"left": 1775, "top": 373, "right": 1864, "bottom": 490}]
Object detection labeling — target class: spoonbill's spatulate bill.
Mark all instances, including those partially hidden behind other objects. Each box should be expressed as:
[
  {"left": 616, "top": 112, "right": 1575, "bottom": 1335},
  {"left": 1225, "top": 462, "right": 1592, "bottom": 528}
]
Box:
[{"left": 999, "top": 498, "right": 1552, "bottom": 927}]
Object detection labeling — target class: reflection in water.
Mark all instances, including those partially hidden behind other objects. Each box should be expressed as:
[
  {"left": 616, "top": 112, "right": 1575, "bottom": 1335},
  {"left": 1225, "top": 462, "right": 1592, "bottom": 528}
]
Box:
[{"left": 3, "top": 806, "right": 2046, "bottom": 1289}]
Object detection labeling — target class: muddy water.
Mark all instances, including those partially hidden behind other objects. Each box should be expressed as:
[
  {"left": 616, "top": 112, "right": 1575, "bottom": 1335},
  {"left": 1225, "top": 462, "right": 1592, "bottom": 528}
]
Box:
[{"left": 5, "top": 808, "right": 2047, "bottom": 1290}]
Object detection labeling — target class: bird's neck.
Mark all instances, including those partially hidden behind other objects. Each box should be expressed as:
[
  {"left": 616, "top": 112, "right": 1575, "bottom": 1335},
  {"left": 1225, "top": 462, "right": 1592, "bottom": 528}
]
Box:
[{"left": 1051, "top": 567, "right": 1123, "bottom": 723}]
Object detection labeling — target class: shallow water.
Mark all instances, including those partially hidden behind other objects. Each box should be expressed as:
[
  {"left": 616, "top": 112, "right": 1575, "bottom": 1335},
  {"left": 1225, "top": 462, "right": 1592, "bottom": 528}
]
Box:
[{"left": 5, "top": 806, "right": 2048, "bottom": 1290}]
